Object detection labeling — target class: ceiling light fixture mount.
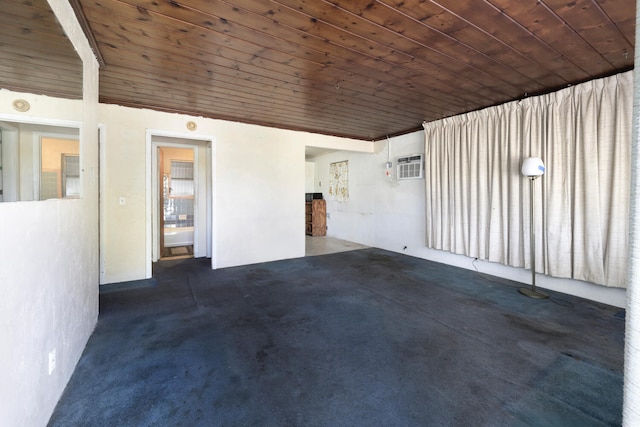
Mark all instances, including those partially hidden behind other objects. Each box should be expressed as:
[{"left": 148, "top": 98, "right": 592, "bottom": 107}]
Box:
[{"left": 12, "top": 99, "right": 30, "bottom": 112}]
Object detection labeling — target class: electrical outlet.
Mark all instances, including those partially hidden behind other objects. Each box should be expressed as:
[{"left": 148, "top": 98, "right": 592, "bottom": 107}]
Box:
[
  {"left": 119, "top": 197, "right": 126, "bottom": 206},
  {"left": 48, "top": 349, "right": 56, "bottom": 375}
]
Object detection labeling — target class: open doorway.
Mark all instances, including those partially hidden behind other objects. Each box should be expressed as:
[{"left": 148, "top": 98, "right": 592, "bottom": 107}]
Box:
[{"left": 148, "top": 132, "right": 214, "bottom": 274}]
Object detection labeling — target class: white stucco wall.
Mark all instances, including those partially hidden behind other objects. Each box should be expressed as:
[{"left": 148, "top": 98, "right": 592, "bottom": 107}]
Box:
[
  {"left": 312, "top": 131, "right": 626, "bottom": 308},
  {"left": 0, "top": 0, "right": 100, "bottom": 425},
  {"left": 305, "top": 162, "right": 315, "bottom": 193},
  {"left": 99, "top": 104, "right": 371, "bottom": 284}
]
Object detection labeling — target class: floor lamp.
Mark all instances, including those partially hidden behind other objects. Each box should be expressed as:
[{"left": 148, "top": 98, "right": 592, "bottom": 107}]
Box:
[{"left": 519, "top": 157, "right": 549, "bottom": 299}]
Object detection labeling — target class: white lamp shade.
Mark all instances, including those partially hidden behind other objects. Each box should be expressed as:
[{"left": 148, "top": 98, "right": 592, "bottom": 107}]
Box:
[{"left": 521, "top": 157, "right": 545, "bottom": 177}]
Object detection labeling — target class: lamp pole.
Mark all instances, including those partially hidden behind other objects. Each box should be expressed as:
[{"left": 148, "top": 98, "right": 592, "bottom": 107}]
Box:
[{"left": 519, "top": 158, "right": 549, "bottom": 299}]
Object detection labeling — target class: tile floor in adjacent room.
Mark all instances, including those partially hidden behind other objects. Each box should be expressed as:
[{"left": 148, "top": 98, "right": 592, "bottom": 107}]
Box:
[{"left": 305, "top": 235, "right": 368, "bottom": 257}]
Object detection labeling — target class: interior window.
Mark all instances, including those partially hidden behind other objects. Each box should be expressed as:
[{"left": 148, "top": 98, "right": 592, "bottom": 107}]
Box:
[{"left": 0, "top": 120, "right": 80, "bottom": 202}]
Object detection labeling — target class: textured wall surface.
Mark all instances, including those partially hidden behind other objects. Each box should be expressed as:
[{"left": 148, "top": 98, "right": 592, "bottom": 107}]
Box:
[
  {"left": 0, "top": 0, "right": 100, "bottom": 425},
  {"left": 98, "top": 103, "right": 371, "bottom": 284}
]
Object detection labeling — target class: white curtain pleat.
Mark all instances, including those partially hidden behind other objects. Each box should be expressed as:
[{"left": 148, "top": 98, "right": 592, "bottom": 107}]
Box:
[
  {"left": 424, "top": 71, "right": 632, "bottom": 287},
  {"left": 623, "top": 2, "right": 640, "bottom": 422}
]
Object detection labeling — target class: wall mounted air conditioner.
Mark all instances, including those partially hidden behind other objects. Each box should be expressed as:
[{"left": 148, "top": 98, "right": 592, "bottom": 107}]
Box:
[{"left": 397, "top": 154, "right": 423, "bottom": 180}]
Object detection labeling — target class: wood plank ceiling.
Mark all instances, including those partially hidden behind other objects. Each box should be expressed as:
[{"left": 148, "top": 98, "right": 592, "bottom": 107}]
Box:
[
  {"left": 1, "top": 0, "right": 636, "bottom": 140},
  {"left": 0, "top": 0, "right": 83, "bottom": 99}
]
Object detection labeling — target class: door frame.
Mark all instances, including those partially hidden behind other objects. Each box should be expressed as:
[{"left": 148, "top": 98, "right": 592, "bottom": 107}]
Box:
[
  {"left": 145, "top": 129, "right": 216, "bottom": 278},
  {"left": 99, "top": 124, "right": 106, "bottom": 284}
]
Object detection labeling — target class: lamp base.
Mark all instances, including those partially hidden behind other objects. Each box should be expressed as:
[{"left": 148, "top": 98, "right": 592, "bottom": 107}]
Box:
[{"left": 518, "top": 287, "right": 549, "bottom": 299}]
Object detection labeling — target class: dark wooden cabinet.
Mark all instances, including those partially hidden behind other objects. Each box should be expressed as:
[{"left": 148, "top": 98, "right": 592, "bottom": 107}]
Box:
[{"left": 305, "top": 199, "right": 326, "bottom": 236}]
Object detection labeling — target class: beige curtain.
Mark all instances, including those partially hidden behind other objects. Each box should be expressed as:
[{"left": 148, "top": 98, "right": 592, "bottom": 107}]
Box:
[{"left": 424, "top": 71, "right": 632, "bottom": 287}]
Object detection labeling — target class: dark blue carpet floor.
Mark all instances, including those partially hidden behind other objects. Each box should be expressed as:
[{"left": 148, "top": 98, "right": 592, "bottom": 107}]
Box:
[{"left": 48, "top": 248, "right": 624, "bottom": 426}]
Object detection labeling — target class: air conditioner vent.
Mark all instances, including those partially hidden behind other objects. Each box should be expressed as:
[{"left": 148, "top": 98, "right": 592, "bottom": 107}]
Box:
[{"left": 397, "top": 154, "right": 423, "bottom": 180}]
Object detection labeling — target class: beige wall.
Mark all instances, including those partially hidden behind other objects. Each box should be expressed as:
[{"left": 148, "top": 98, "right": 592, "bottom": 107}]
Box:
[
  {"left": 0, "top": 0, "right": 100, "bottom": 425},
  {"left": 161, "top": 146, "right": 193, "bottom": 172},
  {"left": 305, "top": 161, "right": 315, "bottom": 193},
  {"left": 41, "top": 137, "right": 79, "bottom": 170},
  {"left": 99, "top": 104, "right": 371, "bottom": 284}
]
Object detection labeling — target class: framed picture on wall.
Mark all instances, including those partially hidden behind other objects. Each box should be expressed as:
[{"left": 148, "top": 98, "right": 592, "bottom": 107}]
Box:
[{"left": 329, "top": 160, "right": 349, "bottom": 202}]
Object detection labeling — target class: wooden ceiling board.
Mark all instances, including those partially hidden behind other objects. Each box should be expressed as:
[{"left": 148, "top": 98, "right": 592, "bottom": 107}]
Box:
[
  {"left": 0, "top": 0, "right": 82, "bottom": 99},
  {"left": 272, "top": 0, "right": 528, "bottom": 97},
  {"left": 94, "top": 0, "right": 488, "bottom": 109},
  {"left": 319, "top": 0, "right": 552, "bottom": 87},
  {"left": 81, "top": 1, "right": 461, "bottom": 137},
  {"left": 1, "top": 0, "right": 634, "bottom": 140},
  {"left": 543, "top": 0, "right": 634, "bottom": 62},
  {"left": 482, "top": 0, "right": 612, "bottom": 76},
  {"left": 86, "top": 6, "right": 430, "bottom": 107},
  {"left": 391, "top": 0, "right": 587, "bottom": 81},
  {"left": 92, "top": 31, "right": 458, "bottom": 125},
  {"left": 99, "top": 66, "right": 417, "bottom": 129},
  {"left": 595, "top": 0, "right": 636, "bottom": 40},
  {"left": 92, "top": 29, "right": 432, "bottom": 122}
]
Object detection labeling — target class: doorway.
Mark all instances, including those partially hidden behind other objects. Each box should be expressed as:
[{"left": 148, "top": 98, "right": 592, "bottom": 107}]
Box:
[{"left": 148, "top": 132, "right": 214, "bottom": 274}]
